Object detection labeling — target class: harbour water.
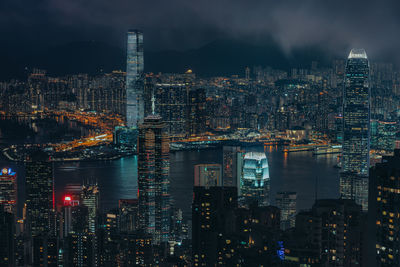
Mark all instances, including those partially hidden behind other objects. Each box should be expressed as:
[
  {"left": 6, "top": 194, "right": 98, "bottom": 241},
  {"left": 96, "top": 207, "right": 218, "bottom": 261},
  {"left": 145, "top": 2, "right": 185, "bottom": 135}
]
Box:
[
  {"left": 0, "top": 118, "right": 340, "bottom": 219},
  {"left": 3, "top": 146, "right": 340, "bottom": 220}
]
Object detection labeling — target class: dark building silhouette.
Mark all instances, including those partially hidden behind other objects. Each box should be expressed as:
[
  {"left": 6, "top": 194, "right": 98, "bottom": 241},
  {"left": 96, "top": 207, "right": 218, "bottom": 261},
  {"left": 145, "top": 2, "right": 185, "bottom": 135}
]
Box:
[
  {"left": 119, "top": 199, "right": 139, "bottom": 233},
  {"left": 222, "top": 146, "right": 242, "bottom": 188},
  {"left": 0, "top": 208, "right": 15, "bottom": 267},
  {"left": 25, "top": 151, "right": 57, "bottom": 266},
  {"left": 234, "top": 205, "right": 282, "bottom": 266},
  {"left": 117, "top": 231, "right": 153, "bottom": 266},
  {"left": 25, "top": 151, "right": 54, "bottom": 236},
  {"left": 285, "top": 199, "right": 365, "bottom": 266},
  {"left": 192, "top": 185, "right": 237, "bottom": 266},
  {"left": 371, "top": 149, "right": 400, "bottom": 266}
]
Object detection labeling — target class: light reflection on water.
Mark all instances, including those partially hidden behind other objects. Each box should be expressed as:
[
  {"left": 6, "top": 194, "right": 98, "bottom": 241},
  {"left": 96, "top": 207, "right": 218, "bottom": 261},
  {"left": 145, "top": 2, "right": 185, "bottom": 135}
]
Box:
[{"left": 3, "top": 146, "right": 339, "bottom": 220}]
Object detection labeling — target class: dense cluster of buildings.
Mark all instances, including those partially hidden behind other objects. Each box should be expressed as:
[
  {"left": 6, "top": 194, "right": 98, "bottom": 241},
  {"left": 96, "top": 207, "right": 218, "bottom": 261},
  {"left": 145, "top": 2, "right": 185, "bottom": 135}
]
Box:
[
  {"left": 1, "top": 37, "right": 400, "bottom": 146},
  {"left": 1, "top": 30, "right": 400, "bottom": 266}
]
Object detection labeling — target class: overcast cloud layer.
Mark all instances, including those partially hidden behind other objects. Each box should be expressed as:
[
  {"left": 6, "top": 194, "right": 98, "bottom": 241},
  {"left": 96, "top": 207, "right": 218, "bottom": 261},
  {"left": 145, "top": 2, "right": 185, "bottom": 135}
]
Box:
[{"left": 1, "top": 0, "right": 400, "bottom": 60}]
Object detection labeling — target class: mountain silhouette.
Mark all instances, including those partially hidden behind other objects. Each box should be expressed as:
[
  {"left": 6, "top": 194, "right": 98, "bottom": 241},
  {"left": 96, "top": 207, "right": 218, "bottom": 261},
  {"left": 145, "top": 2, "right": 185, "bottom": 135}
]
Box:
[{"left": 0, "top": 39, "right": 334, "bottom": 81}]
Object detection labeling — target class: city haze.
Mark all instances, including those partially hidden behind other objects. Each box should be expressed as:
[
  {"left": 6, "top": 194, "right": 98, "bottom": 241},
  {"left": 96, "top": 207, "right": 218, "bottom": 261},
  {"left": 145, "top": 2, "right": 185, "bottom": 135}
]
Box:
[{"left": 1, "top": 0, "right": 400, "bottom": 79}]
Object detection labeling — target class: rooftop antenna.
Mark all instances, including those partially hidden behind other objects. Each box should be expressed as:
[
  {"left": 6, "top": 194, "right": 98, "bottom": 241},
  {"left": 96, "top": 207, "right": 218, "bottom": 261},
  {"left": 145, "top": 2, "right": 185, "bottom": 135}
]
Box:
[{"left": 151, "top": 91, "right": 156, "bottom": 115}]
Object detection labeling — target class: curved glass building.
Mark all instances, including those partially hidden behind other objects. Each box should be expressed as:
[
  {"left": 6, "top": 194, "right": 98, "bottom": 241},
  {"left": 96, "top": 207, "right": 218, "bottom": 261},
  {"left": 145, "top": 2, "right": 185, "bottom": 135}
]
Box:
[
  {"left": 340, "top": 48, "right": 370, "bottom": 211},
  {"left": 240, "top": 152, "right": 270, "bottom": 206}
]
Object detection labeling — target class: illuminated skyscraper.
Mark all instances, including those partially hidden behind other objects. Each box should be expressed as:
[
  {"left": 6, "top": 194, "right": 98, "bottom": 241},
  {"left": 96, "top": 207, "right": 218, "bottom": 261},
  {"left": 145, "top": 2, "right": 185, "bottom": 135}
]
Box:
[
  {"left": 126, "top": 29, "right": 144, "bottom": 127},
  {"left": 81, "top": 183, "right": 99, "bottom": 233},
  {"left": 340, "top": 48, "right": 370, "bottom": 211},
  {"left": 138, "top": 114, "right": 170, "bottom": 244},
  {"left": 0, "top": 168, "right": 17, "bottom": 214},
  {"left": 240, "top": 152, "right": 270, "bottom": 206}
]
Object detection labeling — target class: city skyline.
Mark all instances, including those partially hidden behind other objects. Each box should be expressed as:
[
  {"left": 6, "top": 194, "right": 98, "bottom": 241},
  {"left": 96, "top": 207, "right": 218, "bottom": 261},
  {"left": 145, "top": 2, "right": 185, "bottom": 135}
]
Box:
[{"left": 1, "top": 2, "right": 400, "bottom": 264}]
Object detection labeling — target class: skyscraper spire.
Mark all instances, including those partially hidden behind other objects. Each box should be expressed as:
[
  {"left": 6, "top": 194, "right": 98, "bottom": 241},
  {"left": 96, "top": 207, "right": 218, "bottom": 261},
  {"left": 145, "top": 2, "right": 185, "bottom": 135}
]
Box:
[{"left": 151, "top": 91, "right": 155, "bottom": 115}]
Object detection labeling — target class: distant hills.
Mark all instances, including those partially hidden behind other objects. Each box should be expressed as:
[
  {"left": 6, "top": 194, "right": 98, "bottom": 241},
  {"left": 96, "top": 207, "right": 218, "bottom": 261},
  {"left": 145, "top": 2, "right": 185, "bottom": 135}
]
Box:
[{"left": 0, "top": 39, "right": 335, "bottom": 81}]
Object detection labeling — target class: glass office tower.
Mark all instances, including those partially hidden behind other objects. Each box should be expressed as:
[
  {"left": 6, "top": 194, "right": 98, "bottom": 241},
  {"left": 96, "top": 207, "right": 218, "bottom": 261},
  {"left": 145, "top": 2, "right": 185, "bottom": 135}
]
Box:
[
  {"left": 126, "top": 30, "right": 144, "bottom": 128},
  {"left": 340, "top": 48, "right": 370, "bottom": 211}
]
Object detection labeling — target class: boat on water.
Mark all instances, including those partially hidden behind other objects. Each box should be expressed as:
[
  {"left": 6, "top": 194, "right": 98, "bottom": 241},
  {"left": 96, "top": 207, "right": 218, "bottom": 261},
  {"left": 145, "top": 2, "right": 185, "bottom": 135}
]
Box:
[{"left": 313, "top": 145, "right": 342, "bottom": 155}]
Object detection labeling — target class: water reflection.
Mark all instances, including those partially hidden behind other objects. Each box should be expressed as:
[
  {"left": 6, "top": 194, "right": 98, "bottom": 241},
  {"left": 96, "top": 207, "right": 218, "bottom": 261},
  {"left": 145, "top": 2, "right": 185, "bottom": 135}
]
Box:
[{"left": 2, "top": 146, "right": 340, "bottom": 220}]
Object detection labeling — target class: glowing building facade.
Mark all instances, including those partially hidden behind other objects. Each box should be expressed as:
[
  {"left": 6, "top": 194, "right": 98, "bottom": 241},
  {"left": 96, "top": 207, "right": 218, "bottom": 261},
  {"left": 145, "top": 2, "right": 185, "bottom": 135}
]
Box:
[
  {"left": 240, "top": 152, "right": 270, "bottom": 206},
  {"left": 126, "top": 30, "right": 144, "bottom": 128},
  {"left": 0, "top": 168, "right": 17, "bottom": 214},
  {"left": 138, "top": 115, "right": 170, "bottom": 244},
  {"left": 340, "top": 48, "right": 370, "bottom": 211}
]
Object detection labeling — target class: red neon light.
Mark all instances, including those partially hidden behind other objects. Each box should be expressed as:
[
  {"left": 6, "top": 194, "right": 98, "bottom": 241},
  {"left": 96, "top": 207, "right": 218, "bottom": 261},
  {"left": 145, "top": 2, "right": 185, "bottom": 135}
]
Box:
[{"left": 64, "top": 196, "right": 71, "bottom": 201}]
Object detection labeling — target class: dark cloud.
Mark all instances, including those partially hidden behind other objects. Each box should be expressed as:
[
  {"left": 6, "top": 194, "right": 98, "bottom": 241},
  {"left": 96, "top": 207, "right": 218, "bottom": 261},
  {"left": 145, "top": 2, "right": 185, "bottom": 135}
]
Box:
[{"left": 1, "top": 0, "right": 400, "bottom": 60}]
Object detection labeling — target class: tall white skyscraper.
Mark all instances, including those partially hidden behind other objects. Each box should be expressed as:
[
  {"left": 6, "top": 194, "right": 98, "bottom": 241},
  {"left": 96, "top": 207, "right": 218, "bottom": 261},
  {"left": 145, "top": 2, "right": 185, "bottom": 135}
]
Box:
[{"left": 126, "top": 30, "right": 144, "bottom": 128}]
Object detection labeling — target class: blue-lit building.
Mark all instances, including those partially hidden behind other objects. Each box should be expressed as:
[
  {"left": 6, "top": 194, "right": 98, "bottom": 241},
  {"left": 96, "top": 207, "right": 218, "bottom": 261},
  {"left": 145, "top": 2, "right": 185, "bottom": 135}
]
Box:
[
  {"left": 371, "top": 120, "right": 397, "bottom": 153},
  {"left": 126, "top": 30, "right": 144, "bottom": 128},
  {"left": 113, "top": 126, "right": 138, "bottom": 147},
  {"left": 240, "top": 152, "right": 270, "bottom": 206},
  {"left": 340, "top": 48, "right": 370, "bottom": 211}
]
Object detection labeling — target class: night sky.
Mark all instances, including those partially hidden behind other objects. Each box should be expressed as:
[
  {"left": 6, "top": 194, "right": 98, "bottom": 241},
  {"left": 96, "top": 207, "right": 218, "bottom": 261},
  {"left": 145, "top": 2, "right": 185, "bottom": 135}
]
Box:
[{"left": 1, "top": 0, "right": 400, "bottom": 78}]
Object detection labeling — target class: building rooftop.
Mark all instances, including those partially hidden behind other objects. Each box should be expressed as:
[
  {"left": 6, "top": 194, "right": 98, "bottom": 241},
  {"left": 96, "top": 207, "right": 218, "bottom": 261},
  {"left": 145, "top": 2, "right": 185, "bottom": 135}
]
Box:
[
  {"left": 244, "top": 152, "right": 267, "bottom": 161},
  {"left": 348, "top": 48, "right": 367, "bottom": 59}
]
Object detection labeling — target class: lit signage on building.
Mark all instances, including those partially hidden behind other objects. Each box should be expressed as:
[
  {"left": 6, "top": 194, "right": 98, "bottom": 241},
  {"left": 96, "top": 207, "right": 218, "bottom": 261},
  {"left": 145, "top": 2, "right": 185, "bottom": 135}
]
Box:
[
  {"left": 0, "top": 168, "right": 16, "bottom": 176},
  {"left": 277, "top": 241, "right": 285, "bottom": 260}
]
